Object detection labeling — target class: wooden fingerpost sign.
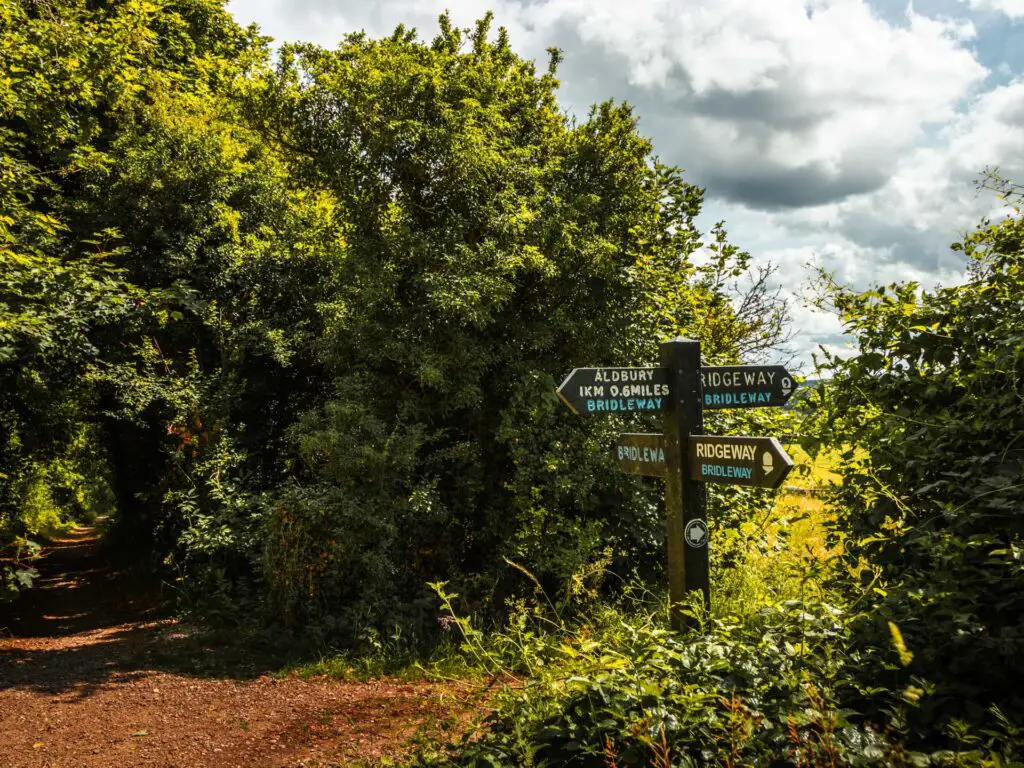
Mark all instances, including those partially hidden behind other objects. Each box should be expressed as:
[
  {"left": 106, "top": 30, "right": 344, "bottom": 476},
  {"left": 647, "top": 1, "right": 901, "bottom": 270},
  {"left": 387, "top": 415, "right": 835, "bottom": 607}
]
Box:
[{"left": 556, "top": 340, "right": 796, "bottom": 632}]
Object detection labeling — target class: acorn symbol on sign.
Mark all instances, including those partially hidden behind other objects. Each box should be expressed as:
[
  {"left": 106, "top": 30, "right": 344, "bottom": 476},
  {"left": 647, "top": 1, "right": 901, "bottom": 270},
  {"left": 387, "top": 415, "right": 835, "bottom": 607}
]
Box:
[{"left": 762, "top": 451, "right": 774, "bottom": 475}]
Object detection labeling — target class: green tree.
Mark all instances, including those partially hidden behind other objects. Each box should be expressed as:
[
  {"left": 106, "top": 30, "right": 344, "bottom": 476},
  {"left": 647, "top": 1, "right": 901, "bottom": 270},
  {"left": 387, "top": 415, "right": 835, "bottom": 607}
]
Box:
[
  {"left": 0, "top": 0, "right": 270, "bottom": 596},
  {"left": 246, "top": 14, "right": 791, "bottom": 638}
]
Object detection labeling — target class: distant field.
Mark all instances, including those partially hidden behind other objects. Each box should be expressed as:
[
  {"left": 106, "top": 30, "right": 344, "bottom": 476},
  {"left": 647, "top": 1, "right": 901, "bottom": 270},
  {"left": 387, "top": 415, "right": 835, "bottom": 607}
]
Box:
[
  {"left": 775, "top": 444, "right": 849, "bottom": 565},
  {"left": 784, "top": 444, "right": 847, "bottom": 489},
  {"left": 774, "top": 492, "right": 834, "bottom": 561}
]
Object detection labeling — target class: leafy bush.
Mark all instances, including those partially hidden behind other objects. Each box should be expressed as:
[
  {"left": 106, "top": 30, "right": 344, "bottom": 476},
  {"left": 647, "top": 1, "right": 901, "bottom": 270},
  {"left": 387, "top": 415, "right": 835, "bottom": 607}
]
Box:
[
  {"left": 409, "top": 522, "right": 1024, "bottom": 768},
  {"left": 809, "top": 176, "right": 1024, "bottom": 747},
  {"left": 413, "top": 579, "right": 1024, "bottom": 767}
]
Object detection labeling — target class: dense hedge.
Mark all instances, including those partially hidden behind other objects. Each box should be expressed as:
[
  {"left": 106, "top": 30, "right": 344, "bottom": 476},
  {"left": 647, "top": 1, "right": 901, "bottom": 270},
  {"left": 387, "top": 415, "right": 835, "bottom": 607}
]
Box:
[{"left": 811, "top": 185, "right": 1024, "bottom": 745}]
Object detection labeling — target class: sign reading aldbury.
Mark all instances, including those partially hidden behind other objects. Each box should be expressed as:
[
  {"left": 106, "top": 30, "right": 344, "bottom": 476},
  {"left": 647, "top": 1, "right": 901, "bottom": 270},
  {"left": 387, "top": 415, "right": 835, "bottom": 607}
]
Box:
[
  {"left": 556, "top": 367, "right": 669, "bottom": 415},
  {"left": 701, "top": 365, "right": 795, "bottom": 409},
  {"left": 688, "top": 435, "right": 793, "bottom": 489}
]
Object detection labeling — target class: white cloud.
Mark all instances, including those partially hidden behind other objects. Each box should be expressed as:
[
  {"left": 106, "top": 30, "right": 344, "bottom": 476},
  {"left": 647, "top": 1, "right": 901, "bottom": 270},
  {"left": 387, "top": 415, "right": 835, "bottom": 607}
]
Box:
[
  {"left": 705, "top": 78, "right": 1024, "bottom": 365},
  {"left": 515, "top": 0, "right": 990, "bottom": 208},
  {"left": 786, "top": 298, "right": 851, "bottom": 375},
  {"left": 965, "top": 0, "right": 1024, "bottom": 20},
  {"left": 826, "top": 77, "right": 1024, "bottom": 269},
  {"left": 227, "top": 0, "right": 990, "bottom": 207}
]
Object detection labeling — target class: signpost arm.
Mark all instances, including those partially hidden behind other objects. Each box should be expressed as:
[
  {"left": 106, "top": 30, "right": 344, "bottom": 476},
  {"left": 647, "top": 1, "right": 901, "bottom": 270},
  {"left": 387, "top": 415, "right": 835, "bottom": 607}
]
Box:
[{"left": 660, "top": 338, "right": 709, "bottom": 630}]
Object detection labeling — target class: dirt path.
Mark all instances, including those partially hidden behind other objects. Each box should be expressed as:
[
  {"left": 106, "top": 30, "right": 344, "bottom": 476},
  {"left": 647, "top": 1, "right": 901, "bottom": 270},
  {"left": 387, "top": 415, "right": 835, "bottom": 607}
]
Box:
[{"left": 0, "top": 526, "right": 466, "bottom": 767}]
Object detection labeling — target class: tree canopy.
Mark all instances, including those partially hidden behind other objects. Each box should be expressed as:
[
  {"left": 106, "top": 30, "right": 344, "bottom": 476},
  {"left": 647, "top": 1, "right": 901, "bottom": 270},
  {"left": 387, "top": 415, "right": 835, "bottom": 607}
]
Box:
[{"left": 0, "top": 1, "right": 786, "bottom": 633}]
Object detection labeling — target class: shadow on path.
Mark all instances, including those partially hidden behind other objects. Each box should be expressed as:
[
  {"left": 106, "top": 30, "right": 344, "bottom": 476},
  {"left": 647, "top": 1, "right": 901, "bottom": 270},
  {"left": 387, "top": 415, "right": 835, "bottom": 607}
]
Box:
[
  {"left": 0, "top": 526, "right": 471, "bottom": 768},
  {"left": 0, "top": 524, "right": 284, "bottom": 697},
  {"left": 1, "top": 524, "right": 156, "bottom": 638}
]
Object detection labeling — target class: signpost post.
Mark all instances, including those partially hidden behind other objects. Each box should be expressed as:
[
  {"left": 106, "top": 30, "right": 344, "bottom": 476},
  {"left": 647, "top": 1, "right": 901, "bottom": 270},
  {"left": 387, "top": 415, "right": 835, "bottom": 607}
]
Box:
[
  {"left": 661, "top": 339, "right": 707, "bottom": 628},
  {"left": 556, "top": 343, "right": 796, "bottom": 632}
]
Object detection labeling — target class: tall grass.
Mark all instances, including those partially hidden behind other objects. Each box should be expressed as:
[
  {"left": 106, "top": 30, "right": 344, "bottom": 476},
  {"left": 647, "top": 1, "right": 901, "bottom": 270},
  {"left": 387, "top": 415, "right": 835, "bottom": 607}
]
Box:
[{"left": 714, "top": 491, "right": 836, "bottom": 620}]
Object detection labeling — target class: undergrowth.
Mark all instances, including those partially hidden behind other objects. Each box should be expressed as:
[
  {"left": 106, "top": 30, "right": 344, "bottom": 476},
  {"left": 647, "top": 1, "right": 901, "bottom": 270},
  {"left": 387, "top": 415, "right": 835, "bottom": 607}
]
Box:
[
  {"left": 407, "top": 584, "right": 1018, "bottom": 767},
  {"left": 395, "top": 491, "right": 1020, "bottom": 767},
  {"left": 284, "top": 485, "right": 1023, "bottom": 766}
]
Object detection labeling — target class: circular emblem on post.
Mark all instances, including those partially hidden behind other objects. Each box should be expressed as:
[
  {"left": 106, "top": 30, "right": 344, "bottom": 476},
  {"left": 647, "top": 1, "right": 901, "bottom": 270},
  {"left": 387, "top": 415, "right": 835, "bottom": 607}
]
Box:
[{"left": 684, "top": 519, "right": 708, "bottom": 548}]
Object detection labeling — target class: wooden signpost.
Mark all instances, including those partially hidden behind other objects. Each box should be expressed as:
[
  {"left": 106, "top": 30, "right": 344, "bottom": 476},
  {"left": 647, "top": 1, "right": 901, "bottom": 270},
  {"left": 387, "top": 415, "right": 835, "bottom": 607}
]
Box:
[
  {"left": 615, "top": 434, "right": 794, "bottom": 490},
  {"left": 616, "top": 433, "right": 667, "bottom": 478},
  {"left": 557, "top": 338, "right": 795, "bottom": 631},
  {"left": 556, "top": 364, "right": 796, "bottom": 415}
]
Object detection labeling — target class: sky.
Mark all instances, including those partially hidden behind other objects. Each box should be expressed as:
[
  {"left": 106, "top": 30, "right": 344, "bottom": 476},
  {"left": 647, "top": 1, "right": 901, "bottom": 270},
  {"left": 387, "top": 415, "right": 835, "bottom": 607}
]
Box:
[{"left": 226, "top": 0, "right": 1024, "bottom": 374}]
